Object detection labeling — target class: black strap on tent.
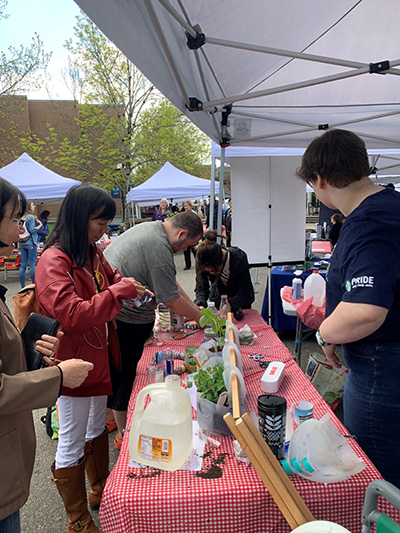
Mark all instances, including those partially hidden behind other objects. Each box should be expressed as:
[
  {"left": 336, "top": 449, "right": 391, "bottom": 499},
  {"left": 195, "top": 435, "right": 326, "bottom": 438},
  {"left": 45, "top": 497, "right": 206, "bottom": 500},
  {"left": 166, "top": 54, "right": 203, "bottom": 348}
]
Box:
[
  {"left": 186, "top": 30, "right": 205, "bottom": 50},
  {"left": 221, "top": 105, "right": 232, "bottom": 147},
  {"left": 369, "top": 60, "right": 390, "bottom": 74},
  {"left": 186, "top": 97, "right": 203, "bottom": 111}
]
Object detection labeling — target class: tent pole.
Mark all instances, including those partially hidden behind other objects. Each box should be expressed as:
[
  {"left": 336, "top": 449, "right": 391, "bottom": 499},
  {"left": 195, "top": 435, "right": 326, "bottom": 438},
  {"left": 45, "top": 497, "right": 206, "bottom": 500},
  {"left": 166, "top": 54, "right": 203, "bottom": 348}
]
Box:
[
  {"left": 217, "top": 147, "right": 225, "bottom": 243},
  {"left": 209, "top": 157, "right": 216, "bottom": 230},
  {"left": 202, "top": 67, "right": 373, "bottom": 109},
  {"left": 143, "top": 0, "right": 191, "bottom": 108},
  {"left": 268, "top": 157, "right": 273, "bottom": 327}
]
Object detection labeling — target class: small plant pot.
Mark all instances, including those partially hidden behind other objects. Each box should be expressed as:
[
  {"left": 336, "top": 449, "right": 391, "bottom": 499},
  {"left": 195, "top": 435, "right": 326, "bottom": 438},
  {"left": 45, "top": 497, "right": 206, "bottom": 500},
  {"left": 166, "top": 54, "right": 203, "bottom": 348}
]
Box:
[{"left": 196, "top": 395, "right": 232, "bottom": 436}]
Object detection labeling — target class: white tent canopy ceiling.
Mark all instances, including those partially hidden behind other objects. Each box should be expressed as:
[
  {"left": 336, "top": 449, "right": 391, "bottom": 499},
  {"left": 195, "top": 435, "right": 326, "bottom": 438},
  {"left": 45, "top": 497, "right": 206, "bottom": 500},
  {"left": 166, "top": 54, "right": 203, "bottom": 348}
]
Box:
[
  {"left": 74, "top": 0, "right": 400, "bottom": 150},
  {"left": 126, "top": 161, "right": 219, "bottom": 206},
  {"left": 0, "top": 153, "right": 80, "bottom": 204}
]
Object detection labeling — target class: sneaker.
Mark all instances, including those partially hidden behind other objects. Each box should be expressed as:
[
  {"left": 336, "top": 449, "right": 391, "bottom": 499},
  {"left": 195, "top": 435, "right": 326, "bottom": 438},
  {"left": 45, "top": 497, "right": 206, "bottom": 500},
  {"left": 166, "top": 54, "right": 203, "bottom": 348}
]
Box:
[
  {"left": 105, "top": 419, "right": 117, "bottom": 433},
  {"left": 114, "top": 435, "right": 123, "bottom": 450},
  {"left": 183, "top": 266, "right": 191, "bottom": 270}
]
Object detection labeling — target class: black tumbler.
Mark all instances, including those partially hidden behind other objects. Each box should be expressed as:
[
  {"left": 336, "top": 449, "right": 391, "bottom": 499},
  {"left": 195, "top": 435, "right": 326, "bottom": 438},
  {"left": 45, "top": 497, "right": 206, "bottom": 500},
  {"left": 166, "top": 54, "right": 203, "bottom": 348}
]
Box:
[{"left": 258, "top": 394, "right": 287, "bottom": 460}]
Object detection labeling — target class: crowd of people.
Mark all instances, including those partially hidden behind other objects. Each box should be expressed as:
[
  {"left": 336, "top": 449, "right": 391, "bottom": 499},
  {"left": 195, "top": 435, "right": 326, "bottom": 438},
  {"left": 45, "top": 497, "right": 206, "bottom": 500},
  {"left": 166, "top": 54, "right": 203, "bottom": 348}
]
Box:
[{"left": 2, "top": 128, "right": 400, "bottom": 532}]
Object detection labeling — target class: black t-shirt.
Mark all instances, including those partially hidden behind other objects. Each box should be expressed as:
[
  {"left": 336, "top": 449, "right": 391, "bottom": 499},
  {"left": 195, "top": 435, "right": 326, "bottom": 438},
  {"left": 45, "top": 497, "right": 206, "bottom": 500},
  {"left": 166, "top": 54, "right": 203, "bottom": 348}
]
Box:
[{"left": 326, "top": 187, "right": 400, "bottom": 342}]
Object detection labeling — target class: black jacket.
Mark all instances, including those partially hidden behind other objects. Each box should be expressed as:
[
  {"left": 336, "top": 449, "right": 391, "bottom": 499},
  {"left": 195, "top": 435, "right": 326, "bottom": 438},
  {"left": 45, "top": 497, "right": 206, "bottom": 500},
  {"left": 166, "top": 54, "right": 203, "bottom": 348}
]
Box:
[{"left": 194, "top": 247, "right": 254, "bottom": 312}]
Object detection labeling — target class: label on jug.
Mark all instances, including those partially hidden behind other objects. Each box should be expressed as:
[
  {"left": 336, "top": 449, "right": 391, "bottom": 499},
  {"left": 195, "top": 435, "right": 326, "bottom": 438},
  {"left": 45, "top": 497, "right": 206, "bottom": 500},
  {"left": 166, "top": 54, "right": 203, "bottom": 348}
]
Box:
[{"left": 139, "top": 434, "right": 172, "bottom": 462}]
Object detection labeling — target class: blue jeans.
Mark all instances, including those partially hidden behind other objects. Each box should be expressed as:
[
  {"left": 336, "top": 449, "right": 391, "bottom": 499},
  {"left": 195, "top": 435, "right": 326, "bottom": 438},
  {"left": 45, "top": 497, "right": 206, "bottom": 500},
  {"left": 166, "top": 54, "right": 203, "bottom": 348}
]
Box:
[
  {"left": 343, "top": 340, "right": 400, "bottom": 488},
  {"left": 19, "top": 244, "right": 38, "bottom": 288},
  {"left": 0, "top": 510, "right": 20, "bottom": 533}
]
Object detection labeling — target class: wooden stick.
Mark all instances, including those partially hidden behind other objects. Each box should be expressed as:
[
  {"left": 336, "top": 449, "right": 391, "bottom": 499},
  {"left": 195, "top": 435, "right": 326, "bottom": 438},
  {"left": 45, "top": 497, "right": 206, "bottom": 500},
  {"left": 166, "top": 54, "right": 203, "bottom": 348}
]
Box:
[
  {"left": 227, "top": 313, "right": 241, "bottom": 418},
  {"left": 241, "top": 413, "right": 314, "bottom": 523},
  {"left": 224, "top": 413, "right": 301, "bottom": 530}
]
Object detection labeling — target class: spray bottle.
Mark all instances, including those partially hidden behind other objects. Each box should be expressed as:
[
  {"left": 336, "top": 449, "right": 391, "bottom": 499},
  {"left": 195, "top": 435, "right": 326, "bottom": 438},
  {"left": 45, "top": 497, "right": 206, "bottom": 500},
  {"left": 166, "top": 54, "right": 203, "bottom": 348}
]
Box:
[{"left": 291, "top": 270, "right": 303, "bottom": 300}]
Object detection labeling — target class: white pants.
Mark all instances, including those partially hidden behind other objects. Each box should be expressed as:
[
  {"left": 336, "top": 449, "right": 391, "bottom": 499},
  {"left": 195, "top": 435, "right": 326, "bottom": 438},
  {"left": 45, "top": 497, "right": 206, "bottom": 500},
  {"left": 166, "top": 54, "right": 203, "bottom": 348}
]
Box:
[{"left": 55, "top": 395, "right": 107, "bottom": 469}]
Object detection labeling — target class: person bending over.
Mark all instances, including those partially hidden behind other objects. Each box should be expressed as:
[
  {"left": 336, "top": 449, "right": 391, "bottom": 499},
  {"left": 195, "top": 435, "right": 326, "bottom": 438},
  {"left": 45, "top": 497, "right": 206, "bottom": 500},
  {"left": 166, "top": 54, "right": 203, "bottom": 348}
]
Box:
[{"left": 194, "top": 230, "right": 254, "bottom": 320}]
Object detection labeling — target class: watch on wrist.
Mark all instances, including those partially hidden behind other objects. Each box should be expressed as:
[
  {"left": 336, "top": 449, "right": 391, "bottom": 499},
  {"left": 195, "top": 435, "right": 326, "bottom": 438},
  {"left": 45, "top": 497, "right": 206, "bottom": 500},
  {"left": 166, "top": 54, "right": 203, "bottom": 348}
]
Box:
[{"left": 316, "top": 329, "right": 331, "bottom": 347}]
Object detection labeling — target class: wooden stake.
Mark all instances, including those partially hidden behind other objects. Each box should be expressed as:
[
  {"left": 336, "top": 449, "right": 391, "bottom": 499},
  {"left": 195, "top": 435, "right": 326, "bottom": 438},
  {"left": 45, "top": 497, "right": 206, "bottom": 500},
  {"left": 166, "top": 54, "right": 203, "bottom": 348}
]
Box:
[
  {"left": 226, "top": 313, "right": 241, "bottom": 419},
  {"left": 241, "top": 413, "right": 314, "bottom": 523},
  {"left": 224, "top": 413, "right": 301, "bottom": 530}
]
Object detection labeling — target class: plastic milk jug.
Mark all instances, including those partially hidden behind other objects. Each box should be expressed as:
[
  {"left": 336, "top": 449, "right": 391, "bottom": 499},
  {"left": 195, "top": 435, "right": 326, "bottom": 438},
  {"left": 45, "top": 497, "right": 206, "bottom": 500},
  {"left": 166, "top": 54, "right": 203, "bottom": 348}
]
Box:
[
  {"left": 129, "top": 374, "right": 193, "bottom": 471},
  {"left": 303, "top": 270, "right": 326, "bottom": 307}
]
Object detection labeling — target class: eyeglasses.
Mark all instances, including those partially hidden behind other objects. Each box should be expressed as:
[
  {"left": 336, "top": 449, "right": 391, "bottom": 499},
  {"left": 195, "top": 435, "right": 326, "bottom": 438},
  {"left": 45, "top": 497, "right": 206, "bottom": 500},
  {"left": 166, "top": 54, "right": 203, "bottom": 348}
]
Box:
[{"left": 4, "top": 216, "right": 23, "bottom": 227}]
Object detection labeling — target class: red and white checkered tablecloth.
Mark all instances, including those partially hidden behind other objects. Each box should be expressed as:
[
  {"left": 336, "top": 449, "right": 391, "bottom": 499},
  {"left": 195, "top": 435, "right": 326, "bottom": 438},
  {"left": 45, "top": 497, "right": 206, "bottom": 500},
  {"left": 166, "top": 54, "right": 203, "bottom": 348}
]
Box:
[{"left": 99, "top": 310, "right": 399, "bottom": 533}]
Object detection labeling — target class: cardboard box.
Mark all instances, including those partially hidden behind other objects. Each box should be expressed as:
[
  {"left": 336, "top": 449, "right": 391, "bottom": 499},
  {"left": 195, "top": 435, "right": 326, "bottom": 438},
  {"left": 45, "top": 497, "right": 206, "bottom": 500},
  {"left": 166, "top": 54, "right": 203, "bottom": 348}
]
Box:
[{"left": 305, "top": 353, "right": 348, "bottom": 411}]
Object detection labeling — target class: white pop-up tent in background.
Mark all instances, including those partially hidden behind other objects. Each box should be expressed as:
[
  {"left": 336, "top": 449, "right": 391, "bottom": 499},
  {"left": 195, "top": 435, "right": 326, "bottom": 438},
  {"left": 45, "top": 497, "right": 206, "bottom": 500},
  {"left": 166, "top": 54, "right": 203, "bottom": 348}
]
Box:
[
  {"left": 0, "top": 152, "right": 80, "bottom": 204},
  {"left": 126, "top": 161, "right": 219, "bottom": 207}
]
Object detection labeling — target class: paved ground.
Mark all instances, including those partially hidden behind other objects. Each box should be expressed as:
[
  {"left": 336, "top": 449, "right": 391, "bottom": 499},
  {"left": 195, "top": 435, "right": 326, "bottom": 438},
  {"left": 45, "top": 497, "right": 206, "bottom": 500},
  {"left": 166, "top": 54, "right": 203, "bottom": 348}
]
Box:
[{"left": 2, "top": 251, "right": 343, "bottom": 532}]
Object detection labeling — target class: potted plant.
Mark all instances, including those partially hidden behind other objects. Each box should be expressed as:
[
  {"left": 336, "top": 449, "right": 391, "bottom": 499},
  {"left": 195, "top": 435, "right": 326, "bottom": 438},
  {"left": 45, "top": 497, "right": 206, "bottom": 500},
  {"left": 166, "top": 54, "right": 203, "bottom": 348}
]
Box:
[
  {"left": 199, "top": 308, "right": 226, "bottom": 352},
  {"left": 189, "top": 363, "right": 232, "bottom": 436}
]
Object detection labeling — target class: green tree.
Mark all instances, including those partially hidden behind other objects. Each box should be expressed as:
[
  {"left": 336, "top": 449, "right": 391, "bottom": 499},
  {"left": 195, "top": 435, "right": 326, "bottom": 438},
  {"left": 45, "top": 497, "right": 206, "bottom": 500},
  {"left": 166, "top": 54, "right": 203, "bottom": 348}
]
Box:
[
  {"left": 0, "top": 1, "right": 50, "bottom": 97},
  {"left": 52, "top": 13, "right": 210, "bottom": 222}
]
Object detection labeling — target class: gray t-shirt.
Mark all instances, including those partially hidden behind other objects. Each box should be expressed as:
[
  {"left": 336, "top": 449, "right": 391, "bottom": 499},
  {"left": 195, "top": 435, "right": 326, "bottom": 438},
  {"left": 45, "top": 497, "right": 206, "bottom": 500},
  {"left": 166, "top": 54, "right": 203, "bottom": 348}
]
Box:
[{"left": 104, "top": 221, "right": 179, "bottom": 324}]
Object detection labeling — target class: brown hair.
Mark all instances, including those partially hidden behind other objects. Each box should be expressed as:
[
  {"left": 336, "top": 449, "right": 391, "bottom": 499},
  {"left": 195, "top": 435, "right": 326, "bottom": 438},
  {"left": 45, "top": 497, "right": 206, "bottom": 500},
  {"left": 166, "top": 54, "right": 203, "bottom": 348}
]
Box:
[
  {"left": 183, "top": 200, "right": 192, "bottom": 208},
  {"left": 331, "top": 213, "right": 344, "bottom": 224},
  {"left": 296, "top": 129, "right": 370, "bottom": 188},
  {"left": 169, "top": 210, "right": 203, "bottom": 239},
  {"left": 196, "top": 230, "right": 226, "bottom": 273}
]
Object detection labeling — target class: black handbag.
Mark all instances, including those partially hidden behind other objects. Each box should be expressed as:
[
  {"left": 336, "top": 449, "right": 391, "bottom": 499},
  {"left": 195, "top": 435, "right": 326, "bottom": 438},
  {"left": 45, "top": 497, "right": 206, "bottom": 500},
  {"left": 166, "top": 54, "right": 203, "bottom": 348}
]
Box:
[{"left": 21, "top": 312, "right": 60, "bottom": 371}]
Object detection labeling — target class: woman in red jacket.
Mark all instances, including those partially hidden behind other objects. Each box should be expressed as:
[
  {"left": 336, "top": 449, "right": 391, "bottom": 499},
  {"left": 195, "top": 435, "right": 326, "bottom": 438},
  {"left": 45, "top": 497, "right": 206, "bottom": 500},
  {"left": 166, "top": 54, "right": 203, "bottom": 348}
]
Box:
[{"left": 35, "top": 184, "right": 148, "bottom": 533}]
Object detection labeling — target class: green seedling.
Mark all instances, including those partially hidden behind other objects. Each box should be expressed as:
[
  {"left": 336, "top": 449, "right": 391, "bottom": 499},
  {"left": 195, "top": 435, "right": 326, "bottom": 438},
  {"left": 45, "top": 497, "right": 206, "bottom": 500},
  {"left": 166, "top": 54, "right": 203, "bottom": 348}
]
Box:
[
  {"left": 189, "top": 364, "right": 227, "bottom": 405},
  {"left": 199, "top": 308, "right": 226, "bottom": 348}
]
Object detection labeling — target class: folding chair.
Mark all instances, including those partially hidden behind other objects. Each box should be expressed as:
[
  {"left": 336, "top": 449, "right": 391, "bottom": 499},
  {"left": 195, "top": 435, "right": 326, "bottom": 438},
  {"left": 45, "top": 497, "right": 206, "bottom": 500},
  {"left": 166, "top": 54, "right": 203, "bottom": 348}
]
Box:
[{"left": 361, "top": 480, "right": 400, "bottom": 533}]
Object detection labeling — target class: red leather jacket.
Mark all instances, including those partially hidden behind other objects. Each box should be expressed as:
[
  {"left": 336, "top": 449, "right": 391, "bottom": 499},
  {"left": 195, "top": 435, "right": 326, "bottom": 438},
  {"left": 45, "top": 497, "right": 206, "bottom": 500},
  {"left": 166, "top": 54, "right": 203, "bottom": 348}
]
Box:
[{"left": 35, "top": 245, "right": 138, "bottom": 397}]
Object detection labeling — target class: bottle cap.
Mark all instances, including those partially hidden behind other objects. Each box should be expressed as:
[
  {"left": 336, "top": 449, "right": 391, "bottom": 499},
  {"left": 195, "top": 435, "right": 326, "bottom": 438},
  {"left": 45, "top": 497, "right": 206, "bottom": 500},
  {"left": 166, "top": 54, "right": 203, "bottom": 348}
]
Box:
[{"left": 312, "top": 270, "right": 319, "bottom": 273}]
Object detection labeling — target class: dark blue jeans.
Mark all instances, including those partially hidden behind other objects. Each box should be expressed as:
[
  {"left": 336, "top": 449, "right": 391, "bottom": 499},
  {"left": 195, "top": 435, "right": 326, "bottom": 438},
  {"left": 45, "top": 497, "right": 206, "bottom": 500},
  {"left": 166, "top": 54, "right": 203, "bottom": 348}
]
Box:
[
  {"left": 19, "top": 244, "right": 38, "bottom": 288},
  {"left": 0, "top": 510, "right": 20, "bottom": 533},
  {"left": 343, "top": 340, "right": 400, "bottom": 488}
]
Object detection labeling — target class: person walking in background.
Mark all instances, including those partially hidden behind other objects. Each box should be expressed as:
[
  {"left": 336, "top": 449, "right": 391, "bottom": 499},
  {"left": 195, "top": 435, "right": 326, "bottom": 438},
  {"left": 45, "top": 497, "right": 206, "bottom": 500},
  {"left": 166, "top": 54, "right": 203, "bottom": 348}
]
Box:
[
  {"left": 0, "top": 177, "right": 93, "bottom": 533},
  {"left": 104, "top": 211, "right": 203, "bottom": 449},
  {"left": 35, "top": 184, "right": 147, "bottom": 532},
  {"left": 194, "top": 230, "right": 254, "bottom": 320},
  {"left": 297, "top": 129, "right": 400, "bottom": 488},
  {"left": 18, "top": 200, "right": 42, "bottom": 288},
  {"left": 328, "top": 213, "right": 344, "bottom": 247},
  {"left": 37, "top": 209, "right": 51, "bottom": 245},
  {"left": 152, "top": 198, "right": 171, "bottom": 221},
  {"left": 182, "top": 201, "right": 198, "bottom": 270}
]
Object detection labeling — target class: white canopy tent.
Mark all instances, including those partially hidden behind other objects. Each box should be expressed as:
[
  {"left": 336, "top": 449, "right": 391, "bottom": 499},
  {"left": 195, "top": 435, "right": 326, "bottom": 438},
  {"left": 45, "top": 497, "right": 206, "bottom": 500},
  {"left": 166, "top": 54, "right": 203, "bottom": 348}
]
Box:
[
  {"left": 74, "top": 0, "right": 400, "bottom": 150},
  {"left": 73, "top": 0, "right": 400, "bottom": 268},
  {"left": 0, "top": 153, "right": 80, "bottom": 204},
  {"left": 126, "top": 161, "right": 219, "bottom": 207}
]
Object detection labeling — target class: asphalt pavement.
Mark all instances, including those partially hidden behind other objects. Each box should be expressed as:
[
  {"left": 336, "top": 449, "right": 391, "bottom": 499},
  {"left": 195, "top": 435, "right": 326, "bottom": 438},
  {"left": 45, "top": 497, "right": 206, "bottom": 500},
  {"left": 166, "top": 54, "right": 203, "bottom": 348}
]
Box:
[{"left": 1, "top": 251, "right": 341, "bottom": 532}]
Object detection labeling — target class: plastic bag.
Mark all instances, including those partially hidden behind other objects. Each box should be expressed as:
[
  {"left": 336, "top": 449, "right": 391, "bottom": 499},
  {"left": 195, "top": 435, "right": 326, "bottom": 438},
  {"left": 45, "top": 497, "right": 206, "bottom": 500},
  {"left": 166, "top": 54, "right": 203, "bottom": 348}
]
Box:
[
  {"left": 238, "top": 324, "right": 255, "bottom": 345},
  {"left": 225, "top": 320, "right": 240, "bottom": 347},
  {"left": 282, "top": 285, "right": 325, "bottom": 331},
  {"left": 222, "top": 340, "right": 243, "bottom": 372}
]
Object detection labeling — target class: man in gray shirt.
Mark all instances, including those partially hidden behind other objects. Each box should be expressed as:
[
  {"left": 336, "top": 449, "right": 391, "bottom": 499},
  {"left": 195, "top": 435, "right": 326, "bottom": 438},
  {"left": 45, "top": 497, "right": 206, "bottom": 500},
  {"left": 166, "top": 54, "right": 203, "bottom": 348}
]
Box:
[{"left": 104, "top": 211, "right": 203, "bottom": 447}]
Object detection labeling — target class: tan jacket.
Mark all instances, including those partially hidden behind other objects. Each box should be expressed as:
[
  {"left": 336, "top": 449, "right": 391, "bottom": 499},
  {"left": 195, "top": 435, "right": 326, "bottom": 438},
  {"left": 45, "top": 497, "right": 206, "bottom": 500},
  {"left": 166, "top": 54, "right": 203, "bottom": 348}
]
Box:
[{"left": 0, "top": 294, "right": 61, "bottom": 521}]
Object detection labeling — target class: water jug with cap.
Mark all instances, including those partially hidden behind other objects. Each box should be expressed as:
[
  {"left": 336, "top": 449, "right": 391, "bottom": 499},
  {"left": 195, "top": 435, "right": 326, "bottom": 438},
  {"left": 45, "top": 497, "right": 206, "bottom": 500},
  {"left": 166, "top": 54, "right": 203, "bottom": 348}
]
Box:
[
  {"left": 303, "top": 270, "right": 326, "bottom": 307},
  {"left": 129, "top": 374, "right": 192, "bottom": 471}
]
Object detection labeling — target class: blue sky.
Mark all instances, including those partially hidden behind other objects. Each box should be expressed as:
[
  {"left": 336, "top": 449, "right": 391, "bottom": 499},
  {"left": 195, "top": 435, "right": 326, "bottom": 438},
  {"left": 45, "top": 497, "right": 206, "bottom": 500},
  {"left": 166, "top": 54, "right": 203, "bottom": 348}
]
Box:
[{"left": 0, "top": 0, "right": 82, "bottom": 99}]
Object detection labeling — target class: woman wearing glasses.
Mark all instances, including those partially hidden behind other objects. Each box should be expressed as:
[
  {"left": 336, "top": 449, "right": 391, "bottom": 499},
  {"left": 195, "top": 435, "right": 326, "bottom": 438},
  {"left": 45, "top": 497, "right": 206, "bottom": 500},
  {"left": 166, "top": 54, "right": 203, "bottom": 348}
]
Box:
[{"left": 0, "top": 177, "right": 92, "bottom": 533}]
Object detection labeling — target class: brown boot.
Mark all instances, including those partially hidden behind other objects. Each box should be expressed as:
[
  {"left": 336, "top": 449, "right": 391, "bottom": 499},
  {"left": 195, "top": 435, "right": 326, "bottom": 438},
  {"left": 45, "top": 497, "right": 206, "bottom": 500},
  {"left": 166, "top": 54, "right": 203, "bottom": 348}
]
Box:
[
  {"left": 51, "top": 458, "right": 101, "bottom": 532},
  {"left": 84, "top": 427, "right": 109, "bottom": 510}
]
